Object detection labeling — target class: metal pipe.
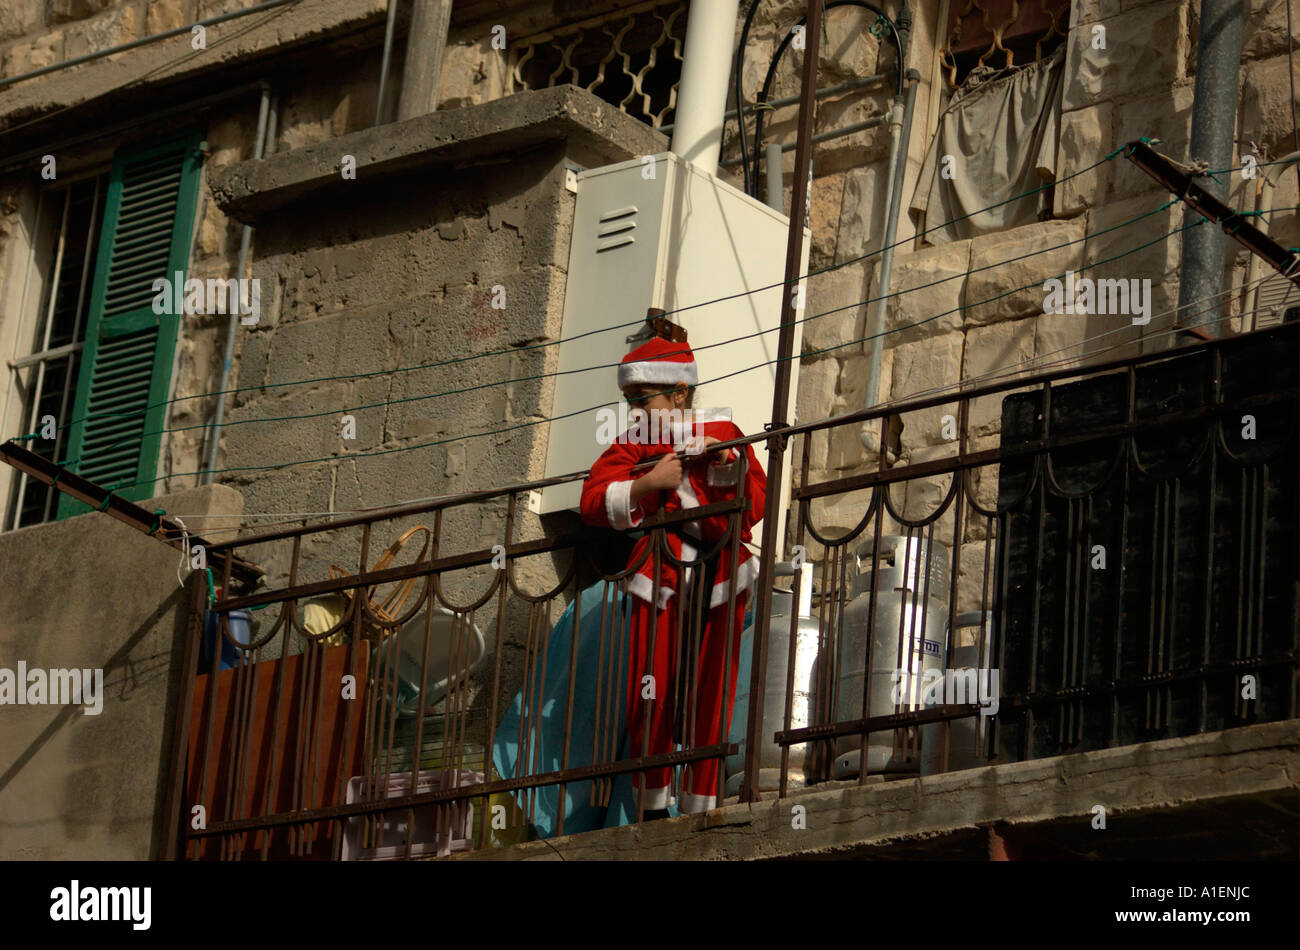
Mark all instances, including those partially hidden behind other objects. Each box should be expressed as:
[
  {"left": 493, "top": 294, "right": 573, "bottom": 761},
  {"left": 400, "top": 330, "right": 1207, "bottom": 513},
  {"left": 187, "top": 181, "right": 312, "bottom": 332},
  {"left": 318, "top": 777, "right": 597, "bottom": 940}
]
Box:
[
  {"left": 670, "top": 0, "right": 742, "bottom": 176},
  {"left": 662, "top": 74, "right": 887, "bottom": 135},
  {"left": 1175, "top": 0, "right": 1245, "bottom": 338},
  {"left": 0, "top": 0, "right": 295, "bottom": 90},
  {"left": 719, "top": 114, "right": 889, "bottom": 167},
  {"left": 764, "top": 142, "right": 784, "bottom": 212},
  {"left": 741, "top": 0, "right": 824, "bottom": 806},
  {"left": 202, "top": 85, "right": 273, "bottom": 484},
  {"left": 396, "top": 0, "right": 454, "bottom": 121},
  {"left": 861, "top": 69, "right": 919, "bottom": 453},
  {"left": 374, "top": 0, "right": 403, "bottom": 125}
]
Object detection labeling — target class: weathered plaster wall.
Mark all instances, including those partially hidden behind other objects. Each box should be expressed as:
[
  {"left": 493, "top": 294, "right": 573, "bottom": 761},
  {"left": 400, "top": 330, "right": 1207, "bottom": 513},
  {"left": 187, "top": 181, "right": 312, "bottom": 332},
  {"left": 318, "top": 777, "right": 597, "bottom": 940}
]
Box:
[{"left": 0, "top": 483, "right": 242, "bottom": 859}]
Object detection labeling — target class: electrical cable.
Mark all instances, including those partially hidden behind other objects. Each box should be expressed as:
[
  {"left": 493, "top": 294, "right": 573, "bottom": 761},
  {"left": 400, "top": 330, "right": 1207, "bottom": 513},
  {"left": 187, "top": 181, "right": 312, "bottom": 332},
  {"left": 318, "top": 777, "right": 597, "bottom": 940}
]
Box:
[
  {"left": 22, "top": 148, "right": 1160, "bottom": 453},
  {"left": 152, "top": 274, "right": 1275, "bottom": 542},
  {"left": 29, "top": 141, "right": 1269, "bottom": 444},
  {"left": 73, "top": 194, "right": 1190, "bottom": 465},
  {"left": 750, "top": 1, "right": 903, "bottom": 190},
  {"left": 101, "top": 207, "right": 1209, "bottom": 493}
]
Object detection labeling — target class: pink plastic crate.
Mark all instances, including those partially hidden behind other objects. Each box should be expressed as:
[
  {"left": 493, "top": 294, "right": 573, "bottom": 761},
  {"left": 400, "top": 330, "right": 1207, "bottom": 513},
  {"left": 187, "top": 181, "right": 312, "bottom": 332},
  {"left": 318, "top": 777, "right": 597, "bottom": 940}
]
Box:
[{"left": 342, "top": 769, "right": 482, "bottom": 860}]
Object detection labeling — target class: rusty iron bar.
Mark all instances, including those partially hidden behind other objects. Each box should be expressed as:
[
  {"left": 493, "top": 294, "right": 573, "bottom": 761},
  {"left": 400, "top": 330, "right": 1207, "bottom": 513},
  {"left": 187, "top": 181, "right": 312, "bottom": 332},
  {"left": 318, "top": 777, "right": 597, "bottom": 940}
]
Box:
[
  {"left": 741, "top": 0, "right": 824, "bottom": 806},
  {"left": 191, "top": 742, "right": 739, "bottom": 836}
]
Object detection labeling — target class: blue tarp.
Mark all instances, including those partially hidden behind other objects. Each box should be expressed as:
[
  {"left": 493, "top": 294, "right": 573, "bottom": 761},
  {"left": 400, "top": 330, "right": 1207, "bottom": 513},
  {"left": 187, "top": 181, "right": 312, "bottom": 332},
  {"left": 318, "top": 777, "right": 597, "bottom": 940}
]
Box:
[{"left": 492, "top": 580, "right": 757, "bottom": 838}]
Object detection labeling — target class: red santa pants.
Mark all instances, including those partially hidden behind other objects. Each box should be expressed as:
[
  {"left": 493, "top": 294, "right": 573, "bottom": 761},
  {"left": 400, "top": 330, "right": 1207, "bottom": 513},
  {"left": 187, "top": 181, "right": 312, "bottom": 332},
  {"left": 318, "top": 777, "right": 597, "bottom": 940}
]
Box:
[{"left": 624, "top": 584, "right": 748, "bottom": 814}]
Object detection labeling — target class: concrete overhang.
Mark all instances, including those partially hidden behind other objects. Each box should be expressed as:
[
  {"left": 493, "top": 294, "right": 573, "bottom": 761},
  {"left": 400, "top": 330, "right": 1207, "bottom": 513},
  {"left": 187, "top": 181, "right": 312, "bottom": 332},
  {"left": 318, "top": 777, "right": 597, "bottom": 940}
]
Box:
[
  {"left": 0, "top": 0, "right": 392, "bottom": 135},
  {"left": 208, "top": 86, "right": 681, "bottom": 225},
  {"left": 449, "top": 720, "right": 1300, "bottom": 861}
]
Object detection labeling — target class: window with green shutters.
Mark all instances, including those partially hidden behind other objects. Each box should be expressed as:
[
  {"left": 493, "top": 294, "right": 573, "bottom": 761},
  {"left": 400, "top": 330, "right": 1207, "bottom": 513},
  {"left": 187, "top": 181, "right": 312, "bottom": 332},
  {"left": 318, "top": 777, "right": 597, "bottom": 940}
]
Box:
[{"left": 56, "top": 130, "right": 204, "bottom": 519}]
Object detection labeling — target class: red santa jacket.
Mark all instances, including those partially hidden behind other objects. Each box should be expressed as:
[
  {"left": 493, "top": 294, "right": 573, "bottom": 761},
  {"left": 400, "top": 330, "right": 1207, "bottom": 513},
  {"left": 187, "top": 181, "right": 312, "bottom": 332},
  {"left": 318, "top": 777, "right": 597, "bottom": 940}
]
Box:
[{"left": 579, "top": 407, "right": 767, "bottom": 609}]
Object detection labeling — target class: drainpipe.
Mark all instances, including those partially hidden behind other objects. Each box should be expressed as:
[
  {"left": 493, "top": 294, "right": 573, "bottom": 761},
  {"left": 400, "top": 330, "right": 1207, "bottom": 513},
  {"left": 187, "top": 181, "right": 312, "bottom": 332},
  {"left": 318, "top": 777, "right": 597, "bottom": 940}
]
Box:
[
  {"left": 764, "top": 141, "right": 784, "bottom": 211},
  {"left": 374, "top": 0, "right": 402, "bottom": 125},
  {"left": 860, "top": 67, "right": 919, "bottom": 454},
  {"left": 670, "top": 0, "right": 742, "bottom": 176},
  {"left": 1175, "top": 0, "right": 1245, "bottom": 338},
  {"left": 201, "top": 85, "right": 273, "bottom": 484},
  {"left": 397, "top": 0, "right": 454, "bottom": 121}
]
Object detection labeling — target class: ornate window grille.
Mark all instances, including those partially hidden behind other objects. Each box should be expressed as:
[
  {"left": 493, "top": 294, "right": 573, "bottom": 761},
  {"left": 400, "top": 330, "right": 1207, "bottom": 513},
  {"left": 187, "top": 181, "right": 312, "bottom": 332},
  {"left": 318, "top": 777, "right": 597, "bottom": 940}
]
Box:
[
  {"left": 941, "top": 0, "right": 1070, "bottom": 90},
  {"left": 508, "top": 1, "right": 687, "bottom": 130}
]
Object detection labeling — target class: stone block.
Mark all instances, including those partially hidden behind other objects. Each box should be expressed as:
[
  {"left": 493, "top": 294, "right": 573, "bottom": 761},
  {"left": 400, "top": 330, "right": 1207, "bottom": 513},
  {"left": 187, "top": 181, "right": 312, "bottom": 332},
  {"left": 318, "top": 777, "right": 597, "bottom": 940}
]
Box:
[
  {"left": 2, "top": 31, "right": 62, "bottom": 75},
  {"left": 795, "top": 356, "right": 838, "bottom": 426},
  {"left": 1108, "top": 81, "right": 1195, "bottom": 201},
  {"left": 808, "top": 171, "right": 845, "bottom": 269},
  {"left": 262, "top": 307, "right": 394, "bottom": 386},
  {"left": 823, "top": 6, "right": 879, "bottom": 79},
  {"left": 1082, "top": 193, "right": 1181, "bottom": 331},
  {"left": 1062, "top": 0, "right": 1187, "bottom": 110},
  {"left": 803, "top": 260, "right": 869, "bottom": 357},
  {"left": 48, "top": 0, "right": 115, "bottom": 24},
  {"left": 221, "top": 379, "right": 350, "bottom": 471},
  {"left": 1035, "top": 309, "right": 1143, "bottom": 366},
  {"left": 883, "top": 240, "right": 970, "bottom": 346},
  {"left": 0, "top": 0, "right": 44, "bottom": 43},
  {"left": 1055, "top": 103, "right": 1113, "bottom": 216},
  {"left": 1242, "top": 0, "right": 1300, "bottom": 60},
  {"left": 964, "top": 219, "right": 1089, "bottom": 327},
  {"left": 962, "top": 434, "right": 1001, "bottom": 542},
  {"left": 900, "top": 443, "right": 961, "bottom": 528},
  {"left": 145, "top": 0, "right": 187, "bottom": 34},
  {"left": 437, "top": 39, "right": 510, "bottom": 111},
  {"left": 957, "top": 538, "right": 998, "bottom": 618},
  {"left": 62, "top": 3, "right": 140, "bottom": 61},
  {"left": 1241, "top": 55, "right": 1299, "bottom": 160},
  {"left": 1074, "top": 0, "right": 1125, "bottom": 25},
  {"left": 962, "top": 319, "right": 1035, "bottom": 437},
  {"left": 888, "top": 330, "right": 964, "bottom": 453},
  {"left": 835, "top": 160, "right": 891, "bottom": 265}
]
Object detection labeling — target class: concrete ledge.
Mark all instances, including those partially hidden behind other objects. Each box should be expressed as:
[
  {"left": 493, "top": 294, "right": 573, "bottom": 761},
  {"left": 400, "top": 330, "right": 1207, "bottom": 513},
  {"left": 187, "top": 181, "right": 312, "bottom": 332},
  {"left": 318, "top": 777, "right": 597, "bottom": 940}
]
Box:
[
  {"left": 209, "top": 85, "right": 671, "bottom": 224},
  {"left": 0, "top": 0, "right": 389, "bottom": 132},
  {"left": 450, "top": 720, "right": 1299, "bottom": 860}
]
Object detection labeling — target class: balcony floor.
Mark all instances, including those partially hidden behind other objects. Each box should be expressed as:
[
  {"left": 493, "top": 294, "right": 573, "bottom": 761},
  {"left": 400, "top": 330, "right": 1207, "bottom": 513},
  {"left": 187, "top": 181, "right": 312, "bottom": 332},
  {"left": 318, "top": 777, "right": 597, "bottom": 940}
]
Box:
[{"left": 448, "top": 720, "right": 1299, "bottom": 860}]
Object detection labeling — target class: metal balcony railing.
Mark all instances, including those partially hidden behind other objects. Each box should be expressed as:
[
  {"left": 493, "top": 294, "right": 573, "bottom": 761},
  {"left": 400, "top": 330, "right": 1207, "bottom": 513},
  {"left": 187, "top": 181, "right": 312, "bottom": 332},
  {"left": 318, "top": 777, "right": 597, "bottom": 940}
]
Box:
[{"left": 168, "top": 324, "right": 1297, "bottom": 860}]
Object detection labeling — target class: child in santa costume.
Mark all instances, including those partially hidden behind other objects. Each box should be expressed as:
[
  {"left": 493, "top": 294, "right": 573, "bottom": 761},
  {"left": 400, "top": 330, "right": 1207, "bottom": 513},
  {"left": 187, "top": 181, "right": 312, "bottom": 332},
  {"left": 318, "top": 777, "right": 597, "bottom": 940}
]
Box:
[{"left": 579, "top": 337, "right": 767, "bottom": 816}]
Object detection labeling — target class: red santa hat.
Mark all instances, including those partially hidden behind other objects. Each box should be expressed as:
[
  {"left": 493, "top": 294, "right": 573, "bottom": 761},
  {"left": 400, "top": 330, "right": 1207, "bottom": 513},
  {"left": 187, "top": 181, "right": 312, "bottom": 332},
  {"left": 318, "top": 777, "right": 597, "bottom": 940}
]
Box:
[{"left": 617, "top": 337, "right": 697, "bottom": 388}]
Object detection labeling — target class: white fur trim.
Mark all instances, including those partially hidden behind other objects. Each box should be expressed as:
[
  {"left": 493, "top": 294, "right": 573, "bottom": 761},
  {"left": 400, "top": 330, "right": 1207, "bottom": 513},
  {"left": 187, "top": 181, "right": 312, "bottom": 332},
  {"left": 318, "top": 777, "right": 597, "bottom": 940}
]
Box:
[
  {"left": 618, "top": 360, "right": 698, "bottom": 388},
  {"left": 677, "top": 790, "right": 716, "bottom": 814},
  {"left": 636, "top": 784, "right": 671, "bottom": 811},
  {"left": 627, "top": 572, "right": 675, "bottom": 609},
  {"left": 605, "top": 479, "right": 642, "bottom": 530},
  {"left": 708, "top": 554, "right": 761, "bottom": 609}
]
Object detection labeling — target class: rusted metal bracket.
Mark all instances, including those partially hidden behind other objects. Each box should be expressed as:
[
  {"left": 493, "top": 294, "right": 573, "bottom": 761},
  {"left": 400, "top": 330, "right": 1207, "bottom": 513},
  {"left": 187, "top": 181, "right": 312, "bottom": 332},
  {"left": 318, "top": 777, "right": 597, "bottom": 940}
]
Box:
[{"left": 1124, "top": 139, "right": 1300, "bottom": 286}]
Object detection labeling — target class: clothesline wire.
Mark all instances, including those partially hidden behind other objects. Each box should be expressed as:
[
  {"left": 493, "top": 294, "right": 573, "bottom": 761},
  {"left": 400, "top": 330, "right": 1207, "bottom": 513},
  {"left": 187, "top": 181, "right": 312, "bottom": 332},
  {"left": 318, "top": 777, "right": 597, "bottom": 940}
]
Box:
[
  {"left": 28, "top": 139, "right": 1255, "bottom": 442},
  {"left": 96, "top": 202, "right": 1204, "bottom": 494},
  {"left": 155, "top": 287, "right": 1274, "bottom": 544},
  {"left": 60, "top": 194, "right": 1190, "bottom": 466}
]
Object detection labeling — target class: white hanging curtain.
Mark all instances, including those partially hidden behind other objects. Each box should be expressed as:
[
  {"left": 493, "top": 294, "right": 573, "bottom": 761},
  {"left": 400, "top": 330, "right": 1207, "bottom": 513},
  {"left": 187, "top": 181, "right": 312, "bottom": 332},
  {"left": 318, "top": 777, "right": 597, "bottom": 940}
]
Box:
[{"left": 910, "top": 46, "right": 1067, "bottom": 245}]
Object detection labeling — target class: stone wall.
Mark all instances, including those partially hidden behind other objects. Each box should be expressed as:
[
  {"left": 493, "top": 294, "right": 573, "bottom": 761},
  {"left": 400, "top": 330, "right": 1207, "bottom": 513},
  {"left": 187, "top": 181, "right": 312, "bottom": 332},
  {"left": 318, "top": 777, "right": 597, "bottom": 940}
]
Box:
[{"left": 0, "top": 484, "right": 242, "bottom": 859}]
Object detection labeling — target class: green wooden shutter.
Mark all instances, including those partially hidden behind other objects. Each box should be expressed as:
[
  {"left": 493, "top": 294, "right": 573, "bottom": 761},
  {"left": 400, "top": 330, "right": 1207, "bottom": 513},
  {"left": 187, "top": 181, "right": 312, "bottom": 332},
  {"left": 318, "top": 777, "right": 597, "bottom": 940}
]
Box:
[{"left": 57, "top": 130, "right": 203, "bottom": 518}]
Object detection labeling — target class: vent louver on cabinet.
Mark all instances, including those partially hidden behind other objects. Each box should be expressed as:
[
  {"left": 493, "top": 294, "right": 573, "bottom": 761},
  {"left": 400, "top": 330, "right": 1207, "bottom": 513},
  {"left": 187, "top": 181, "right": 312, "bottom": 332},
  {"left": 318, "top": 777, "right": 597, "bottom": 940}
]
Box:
[
  {"left": 57, "top": 132, "right": 203, "bottom": 518},
  {"left": 1254, "top": 272, "right": 1299, "bottom": 329}
]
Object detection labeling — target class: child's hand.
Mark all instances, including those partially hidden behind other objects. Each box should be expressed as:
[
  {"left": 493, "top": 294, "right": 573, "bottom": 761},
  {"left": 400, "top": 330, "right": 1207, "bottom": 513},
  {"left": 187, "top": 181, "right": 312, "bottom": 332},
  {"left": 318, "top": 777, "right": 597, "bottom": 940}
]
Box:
[
  {"left": 631, "top": 452, "right": 683, "bottom": 506},
  {"left": 646, "top": 452, "right": 684, "bottom": 488}
]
